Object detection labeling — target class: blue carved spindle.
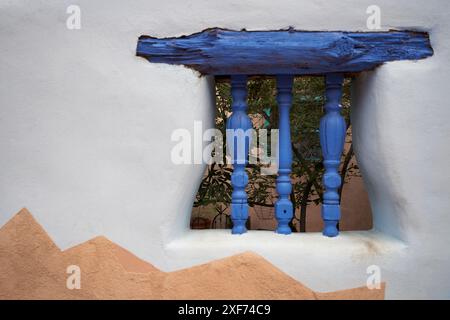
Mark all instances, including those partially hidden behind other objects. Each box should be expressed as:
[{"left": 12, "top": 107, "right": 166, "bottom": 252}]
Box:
[
  {"left": 320, "top": 74, "right": 346, "bottom": 237},
  {"left": 275, "top": 75, "right": 294, "bottom": 234},
  {"left": 226, "top": 75, "right": 252, "bottom": 234}
]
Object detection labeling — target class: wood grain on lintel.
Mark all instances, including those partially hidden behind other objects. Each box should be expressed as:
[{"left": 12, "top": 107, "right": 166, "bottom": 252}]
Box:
[{"left": 136, "top": 28, "right": 433, "bottom": 76}]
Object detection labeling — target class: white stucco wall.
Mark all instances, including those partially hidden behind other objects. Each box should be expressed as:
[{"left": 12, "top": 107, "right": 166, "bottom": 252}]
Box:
[{"left": 1, "top": 0, "right": 449, "bottom": 299}]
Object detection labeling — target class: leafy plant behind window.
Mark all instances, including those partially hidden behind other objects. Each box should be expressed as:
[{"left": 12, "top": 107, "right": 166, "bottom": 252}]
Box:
[{"left": 193, "top": 76, "right": 358, "bottom": 232}]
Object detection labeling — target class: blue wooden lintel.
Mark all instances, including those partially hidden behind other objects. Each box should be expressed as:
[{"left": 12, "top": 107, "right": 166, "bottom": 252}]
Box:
[{"left": 136, "top": 28, "right": 433, "bottom": 76}]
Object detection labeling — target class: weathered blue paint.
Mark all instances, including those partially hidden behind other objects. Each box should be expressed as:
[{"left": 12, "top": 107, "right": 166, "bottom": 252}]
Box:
[
  {"left": 320, "top": 74, "right": 346, "bottom": 237},
  {"left": 136, "top": 28, "right": 433, "bottom": 75},
  {"left": 136, "top": 29, "right": 432, "bottom": 237},
  {"left": 275, "top": 75, "right": 294, "bottom": 235},
  {"left": 226, "top": 75, "right": 252, "bottom": 234}
]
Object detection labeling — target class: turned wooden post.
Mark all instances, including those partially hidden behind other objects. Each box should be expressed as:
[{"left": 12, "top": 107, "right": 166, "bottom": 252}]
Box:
[
  {"left": 226, "top": 75, "right": 252, "bottom": 234},
  {"left": 320, "top": 74, "right": 346, "bottom": 237},
  {"left": 275, "top": 75, "right": 294, "bottom": 234}
]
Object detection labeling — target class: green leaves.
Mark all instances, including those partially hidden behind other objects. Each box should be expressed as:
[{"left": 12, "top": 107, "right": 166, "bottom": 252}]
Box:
[{"left": 195, "top": 76, "right": 355, "bottom": 231}]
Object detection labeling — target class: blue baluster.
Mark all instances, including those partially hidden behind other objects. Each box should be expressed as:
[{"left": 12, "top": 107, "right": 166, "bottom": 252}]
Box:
[
  {"left": 320, "top": 74, "right": 346, "bottom": 237},
  {"left": 226, "top": 75, "right": 252, "bottom": 234},
  {"left": 275, "top": 75, "right": 294, "bottom": 234}
]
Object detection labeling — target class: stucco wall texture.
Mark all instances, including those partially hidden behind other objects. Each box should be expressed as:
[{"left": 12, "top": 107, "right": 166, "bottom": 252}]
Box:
[
  {"left": 0, "top": 209, "right": 385, "bottom": 299},
  {"left": 0, "top": 0, "right": 449, "bottom": 299}
]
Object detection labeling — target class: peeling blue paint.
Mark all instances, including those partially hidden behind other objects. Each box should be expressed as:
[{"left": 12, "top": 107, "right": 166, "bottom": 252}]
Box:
[
  {"left": 135, "top": 28, "right": 433, "bottom": 237},
  {"left": 136, "top": 28, "right": 433, "bottom": 75}
]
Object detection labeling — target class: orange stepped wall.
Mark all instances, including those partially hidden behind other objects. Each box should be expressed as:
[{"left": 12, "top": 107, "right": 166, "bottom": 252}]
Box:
[{"left": 0, "top": 208, "right": 385, "bottom": 300}]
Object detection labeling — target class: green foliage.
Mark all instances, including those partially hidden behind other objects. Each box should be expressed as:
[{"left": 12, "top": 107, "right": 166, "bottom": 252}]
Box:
[{"left": 194, "top": 76, "right": 357, "bottom": 232}]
